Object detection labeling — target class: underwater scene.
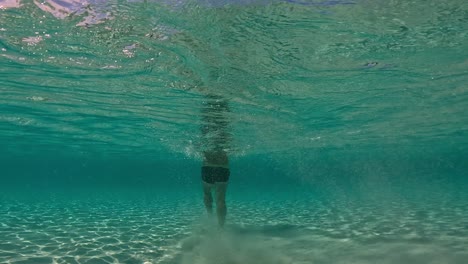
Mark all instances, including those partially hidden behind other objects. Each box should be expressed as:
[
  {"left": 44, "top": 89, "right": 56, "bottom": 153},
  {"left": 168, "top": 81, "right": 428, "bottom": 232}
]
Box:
[{"left": 1, "top": 0, "right": 467, "bottom": 263}]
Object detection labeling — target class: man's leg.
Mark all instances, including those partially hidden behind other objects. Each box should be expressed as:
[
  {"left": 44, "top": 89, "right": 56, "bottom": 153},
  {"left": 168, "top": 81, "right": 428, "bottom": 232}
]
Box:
[
  {"left": 203, "top": 182, "right": 213, "bottom": 215},
  {"left": 215, "top": 182, "right": 228, "bottom": 227}
]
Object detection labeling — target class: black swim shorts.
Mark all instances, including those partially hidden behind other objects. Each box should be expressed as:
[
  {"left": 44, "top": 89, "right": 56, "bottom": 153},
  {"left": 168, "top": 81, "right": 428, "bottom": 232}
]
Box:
[{"left": 201, "top": 166, "right": 230, "bottom": 184}]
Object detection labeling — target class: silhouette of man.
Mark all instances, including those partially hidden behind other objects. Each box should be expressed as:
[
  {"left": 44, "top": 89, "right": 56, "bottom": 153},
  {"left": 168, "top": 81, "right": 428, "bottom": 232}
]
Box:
[{"left": 200, "top": 95, "right": 230, "bottom": 227}]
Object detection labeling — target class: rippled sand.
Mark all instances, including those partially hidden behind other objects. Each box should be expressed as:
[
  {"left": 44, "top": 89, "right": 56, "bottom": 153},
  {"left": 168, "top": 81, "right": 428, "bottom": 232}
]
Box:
[{"left": 1, "top": 190, "right": 467, "bottom": 264}]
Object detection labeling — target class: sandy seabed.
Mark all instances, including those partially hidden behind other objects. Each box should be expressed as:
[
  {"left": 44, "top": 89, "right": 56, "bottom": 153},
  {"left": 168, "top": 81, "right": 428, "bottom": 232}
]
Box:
[{"left": 0, "top": 190, "right": 467, "bottom": 264}]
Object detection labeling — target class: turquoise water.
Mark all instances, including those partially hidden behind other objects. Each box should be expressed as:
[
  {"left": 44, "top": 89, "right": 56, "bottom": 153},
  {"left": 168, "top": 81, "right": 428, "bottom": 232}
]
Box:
[{"left": 1, "top": 0, "right": 468, "bottom": 263}]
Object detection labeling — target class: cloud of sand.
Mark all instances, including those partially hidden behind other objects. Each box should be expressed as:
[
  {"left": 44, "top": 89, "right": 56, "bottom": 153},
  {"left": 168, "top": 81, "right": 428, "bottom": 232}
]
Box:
[{"left": 179, "top": 228, "right": 292, "bottom": 264}]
